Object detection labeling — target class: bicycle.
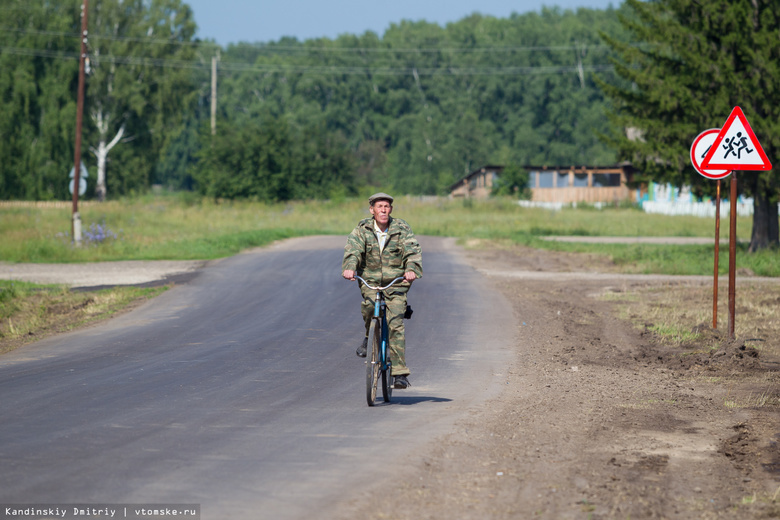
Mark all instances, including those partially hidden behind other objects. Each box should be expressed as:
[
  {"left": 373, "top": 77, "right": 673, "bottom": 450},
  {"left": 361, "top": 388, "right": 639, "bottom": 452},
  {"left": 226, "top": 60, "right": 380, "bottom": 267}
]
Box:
[{"left": 355, "top": 275, "right": 406, "bottom": 406}]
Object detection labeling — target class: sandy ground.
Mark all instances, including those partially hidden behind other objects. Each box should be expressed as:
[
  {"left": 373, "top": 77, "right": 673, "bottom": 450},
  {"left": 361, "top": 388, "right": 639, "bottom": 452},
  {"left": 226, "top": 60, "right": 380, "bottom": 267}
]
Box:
[
  {"left": 333, "top": 244, "right": 780, "bottom": 520},
  {"left": 3, "top": 239, "right": 780, "bottom": 518}
]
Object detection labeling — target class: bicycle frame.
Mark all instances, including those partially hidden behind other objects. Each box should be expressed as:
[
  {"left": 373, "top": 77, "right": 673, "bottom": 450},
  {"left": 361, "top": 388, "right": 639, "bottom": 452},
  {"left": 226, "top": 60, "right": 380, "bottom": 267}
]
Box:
[
  {"left": 372, "top": 288, "right": 391, "bottom": 373},
  {"left": 355, "top": 276, "right": 405, "bottom": 404},
  {"left": 358, "top": 276, "right": 404, "bottom": 369}
]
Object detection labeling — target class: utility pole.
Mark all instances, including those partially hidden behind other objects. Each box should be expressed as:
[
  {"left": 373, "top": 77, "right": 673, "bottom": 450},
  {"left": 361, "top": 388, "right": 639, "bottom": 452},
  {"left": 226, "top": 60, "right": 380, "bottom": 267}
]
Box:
[
  {"left": 71, "top": 0, "right": 89, "bottom": 245},
  {"left": 211, "top": 50, "right": 219, "bottom": 135}
]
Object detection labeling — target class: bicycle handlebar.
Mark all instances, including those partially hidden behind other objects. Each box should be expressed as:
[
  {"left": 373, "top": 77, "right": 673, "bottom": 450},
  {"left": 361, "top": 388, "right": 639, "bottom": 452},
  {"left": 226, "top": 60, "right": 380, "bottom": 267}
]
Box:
[{"left": 354, "top": 275, "right": 406, "bottom": 291}]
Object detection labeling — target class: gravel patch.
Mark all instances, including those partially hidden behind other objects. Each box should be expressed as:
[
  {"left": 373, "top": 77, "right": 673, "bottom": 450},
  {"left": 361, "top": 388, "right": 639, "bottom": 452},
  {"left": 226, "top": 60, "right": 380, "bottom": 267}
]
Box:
[{"left": 0, "top": 260, "right": 209, "bottom": 288}]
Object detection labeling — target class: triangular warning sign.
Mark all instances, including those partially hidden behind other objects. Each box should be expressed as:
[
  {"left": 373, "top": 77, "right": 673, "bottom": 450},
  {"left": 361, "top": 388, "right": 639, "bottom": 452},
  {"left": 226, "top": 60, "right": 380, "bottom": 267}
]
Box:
[{"left": 700, "top": 106, "right": 772, "bottom": 171}]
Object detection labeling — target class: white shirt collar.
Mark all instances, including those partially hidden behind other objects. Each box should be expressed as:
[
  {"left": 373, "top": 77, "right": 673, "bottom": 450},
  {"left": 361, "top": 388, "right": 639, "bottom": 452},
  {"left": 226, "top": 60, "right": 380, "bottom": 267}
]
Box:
[{"left": 373, "top": 219, "right": 389, "bottom": 251}]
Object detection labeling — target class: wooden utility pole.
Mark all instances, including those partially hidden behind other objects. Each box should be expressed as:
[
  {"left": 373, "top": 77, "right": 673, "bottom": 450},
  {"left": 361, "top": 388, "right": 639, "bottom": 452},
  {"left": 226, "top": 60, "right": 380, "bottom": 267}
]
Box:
[{"left": 71, "top": 0, "right": 89, "bottom": 244}]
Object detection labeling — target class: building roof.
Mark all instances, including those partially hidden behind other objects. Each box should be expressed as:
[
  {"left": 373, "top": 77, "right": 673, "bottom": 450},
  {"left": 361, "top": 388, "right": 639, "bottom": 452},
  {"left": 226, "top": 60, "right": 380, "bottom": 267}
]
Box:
[
  {"left": 449, "top": 163, "right": 635, "bottom": 192},
  {"left": 448, "top": 165, "right": 504, "bottom": 192}
]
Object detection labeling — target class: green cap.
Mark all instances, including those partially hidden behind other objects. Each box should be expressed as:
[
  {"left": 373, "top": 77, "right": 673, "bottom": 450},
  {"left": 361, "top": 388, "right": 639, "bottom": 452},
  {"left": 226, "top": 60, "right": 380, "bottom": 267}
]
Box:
[{"left": 368, "top": 192, "right": 394, "bottom": 205}]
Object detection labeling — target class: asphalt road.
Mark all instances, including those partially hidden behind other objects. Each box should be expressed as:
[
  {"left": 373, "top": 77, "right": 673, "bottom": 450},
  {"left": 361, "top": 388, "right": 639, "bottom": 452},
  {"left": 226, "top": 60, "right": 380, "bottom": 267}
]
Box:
[{"left": 0, "top": 236, "right": 514, "bottom": 519}]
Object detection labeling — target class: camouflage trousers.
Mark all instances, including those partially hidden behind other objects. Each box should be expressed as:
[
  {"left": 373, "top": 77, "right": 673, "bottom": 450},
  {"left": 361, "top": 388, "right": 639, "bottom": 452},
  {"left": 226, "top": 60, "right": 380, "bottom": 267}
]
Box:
[{"left": 361, "top": 292, "right": 410, "bottom": 377}]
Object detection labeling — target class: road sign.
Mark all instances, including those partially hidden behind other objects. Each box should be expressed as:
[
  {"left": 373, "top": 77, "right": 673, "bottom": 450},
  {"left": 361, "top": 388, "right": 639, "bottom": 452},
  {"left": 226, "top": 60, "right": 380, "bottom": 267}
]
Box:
[
  {"left": 690, "top": 128, "right": 731, "bottom": 179},
  {"left": 700, "top": 106, "right": 772, "bottom": 171},
  {"left": 68, "top": 163, "right": 88, "bottom": 196},
  {"left": 69, "top": 163, "right": 88, "bottom": 179},
  {"left": 69, "top": 177, "right": 87, "bottom": 196}
]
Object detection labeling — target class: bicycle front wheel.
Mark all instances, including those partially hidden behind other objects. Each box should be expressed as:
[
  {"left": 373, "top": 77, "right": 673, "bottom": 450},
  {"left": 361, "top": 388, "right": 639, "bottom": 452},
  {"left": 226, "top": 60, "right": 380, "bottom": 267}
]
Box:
[
  {"left": 365, "top": 320, "right": 381, "bottom": 407},
  {"left": 381, "top": 361, "right": 393, "bottom": 403}
]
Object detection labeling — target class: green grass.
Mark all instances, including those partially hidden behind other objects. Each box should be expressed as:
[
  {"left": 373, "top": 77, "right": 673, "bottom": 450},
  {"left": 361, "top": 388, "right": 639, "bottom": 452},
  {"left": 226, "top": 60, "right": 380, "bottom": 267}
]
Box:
[
  {"left": 407, "top": 196, "right": 745, "bottom": 239},
  {"left": 1, "top": 193, "right": 775, "bottom": 276},
  {"left": 528, "top": 240, "right": 778, "bottom": 276},
  {"left": 0, "top": 279, "right": 42, "bottom": 317},
  {"left": 0, "top": 195, "right": 348, "bottom": 262}
]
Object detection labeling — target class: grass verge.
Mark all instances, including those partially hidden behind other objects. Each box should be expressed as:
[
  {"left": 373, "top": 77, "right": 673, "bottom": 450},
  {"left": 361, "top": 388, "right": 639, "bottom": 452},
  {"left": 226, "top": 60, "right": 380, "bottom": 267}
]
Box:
[
  {"left": 0, "top": 194, "right": 763, "bottom": 274},
  {"left": 0, "top": 279, "right": 167, "bottom": 355}
]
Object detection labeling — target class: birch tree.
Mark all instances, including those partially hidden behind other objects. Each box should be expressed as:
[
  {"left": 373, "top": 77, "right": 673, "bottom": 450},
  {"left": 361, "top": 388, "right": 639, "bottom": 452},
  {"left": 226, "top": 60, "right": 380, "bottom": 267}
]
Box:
[{"left": 86, "top": 0, "right": 199, "bottom": 201}]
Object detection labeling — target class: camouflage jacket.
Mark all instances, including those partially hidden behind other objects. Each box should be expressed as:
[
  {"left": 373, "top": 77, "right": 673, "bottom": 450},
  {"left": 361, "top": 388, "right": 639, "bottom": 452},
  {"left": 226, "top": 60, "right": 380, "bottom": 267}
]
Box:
[{"left": 342, "top": 216, "right": 423, "bottom": 294}]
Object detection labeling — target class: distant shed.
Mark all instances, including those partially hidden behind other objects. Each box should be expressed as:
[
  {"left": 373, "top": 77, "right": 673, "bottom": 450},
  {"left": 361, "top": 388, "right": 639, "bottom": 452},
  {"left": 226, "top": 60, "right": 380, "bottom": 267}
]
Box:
[{"left": 449, "top": 164, "right": 637, "bottom": 204}]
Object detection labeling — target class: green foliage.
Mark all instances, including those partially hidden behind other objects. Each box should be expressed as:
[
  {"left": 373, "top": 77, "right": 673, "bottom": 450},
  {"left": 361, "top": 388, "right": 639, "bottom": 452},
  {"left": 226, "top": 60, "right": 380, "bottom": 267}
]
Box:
[
  {"left": 492, "top": 164, "right": 531, "bottom": 198},
  {"left": 0, "top": 0, "right": 202, "bottom": 200},
  {"left": 599, "top": 0, "right": 780, "bottom": 250},
  {"left": 0, "top": 1, "right": 81, "bottom": 200},
  {"left": 0, "top": 5, "right": 630, "bottom": 200},
  {"left": 86, "top": 0, "right": 201, "bottom": 199},
  {"left": 194, "top": 117, "right": 357, "bottom": 201},
  {"left": 212, "top": 7, "right": 627, "bottom": 196}
]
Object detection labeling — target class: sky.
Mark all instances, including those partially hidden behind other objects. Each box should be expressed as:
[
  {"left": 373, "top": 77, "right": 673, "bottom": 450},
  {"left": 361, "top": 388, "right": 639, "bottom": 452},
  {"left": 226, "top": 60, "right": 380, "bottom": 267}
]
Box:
[{"left": 184, "top": 0, "right": 619, "bottom": 47}]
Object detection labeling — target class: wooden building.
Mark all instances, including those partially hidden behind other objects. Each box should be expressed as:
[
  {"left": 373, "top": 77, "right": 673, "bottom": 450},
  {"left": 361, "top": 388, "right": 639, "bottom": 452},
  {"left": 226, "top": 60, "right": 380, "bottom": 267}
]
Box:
[
  {"left": 449, "top": 164, "right": 637, "bottom": 204},
  {"left": 449, "top": 165, "right": 503, "bottom": 199}
]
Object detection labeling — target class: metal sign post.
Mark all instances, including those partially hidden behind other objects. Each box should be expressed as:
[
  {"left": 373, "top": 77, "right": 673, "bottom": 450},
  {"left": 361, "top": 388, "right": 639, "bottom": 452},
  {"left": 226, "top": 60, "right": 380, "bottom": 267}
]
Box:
[
  {"left": 713, "top": 179, "right": 720, "bottom": 329},
  {"left": 690, "top": 128, "right": 730, "bottom": 330},
  {"left": 727, "top": 173, "right": 738, "bottom": 338},
  {"left": 700, "top": 107, "right": 773, "bottom": 340}
]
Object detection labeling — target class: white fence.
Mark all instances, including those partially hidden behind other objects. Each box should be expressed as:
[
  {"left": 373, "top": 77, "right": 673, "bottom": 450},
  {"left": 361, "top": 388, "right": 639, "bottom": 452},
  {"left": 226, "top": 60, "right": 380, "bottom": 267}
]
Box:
[
  {"left": 517, "top": 198, "right": 760, "bottom": 218},
  {"left": 641, "top": 200, "right": 755, "bottom": 217}
]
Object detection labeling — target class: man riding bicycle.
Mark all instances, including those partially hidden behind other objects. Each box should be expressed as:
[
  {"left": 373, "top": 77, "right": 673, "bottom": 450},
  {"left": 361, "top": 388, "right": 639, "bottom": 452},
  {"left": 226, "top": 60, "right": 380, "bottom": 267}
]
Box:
[{"left": 342, "top": 192, "right": 423, "bottom": 389}]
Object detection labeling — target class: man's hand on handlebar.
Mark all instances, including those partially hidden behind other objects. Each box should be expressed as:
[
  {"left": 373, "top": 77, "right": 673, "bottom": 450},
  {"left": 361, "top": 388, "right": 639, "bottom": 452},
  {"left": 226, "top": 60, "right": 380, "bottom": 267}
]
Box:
[{"left": 344, "top": 270, "right": 415, "bottom": 283}]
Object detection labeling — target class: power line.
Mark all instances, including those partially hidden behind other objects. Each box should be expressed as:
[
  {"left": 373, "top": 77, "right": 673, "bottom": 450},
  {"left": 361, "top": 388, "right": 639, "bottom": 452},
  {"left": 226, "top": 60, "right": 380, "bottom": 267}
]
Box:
[
  {"left": 217, "top": 62, "right": 616, "bottom": 76},
  {"left": 0, "top": 26, "right": 615, "bottom": 54},
  {"left": 0, "top": 26, "right": 215, "bottom": 48},
  {"left": 217, "top": 43, "right": 614, "bottom": 54},
  {"left": 0, "top": 44, "right": 616, "bottom": 76}
]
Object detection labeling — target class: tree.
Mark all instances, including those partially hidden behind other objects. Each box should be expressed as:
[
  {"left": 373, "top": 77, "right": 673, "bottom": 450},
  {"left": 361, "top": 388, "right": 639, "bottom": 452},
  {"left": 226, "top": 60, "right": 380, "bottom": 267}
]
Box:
[
  {"left": 194, "top": 116, "right": 357, "bottom": 201},
  {"left": 212, "top": 8, "right": 625, "bottom": 196},
  {"left": 492, "top": 164, "right": 531, "bottom": 199},
  {"left": 0, "top": 2, "right": 81, "bottom": 200},
  {"left": 85, "top": 0, "right": 199, "bottom": 200},
  {"left": 599, "top": 0, "right": 780, "bottom": 251},
  {"left": 1, "top": 5, "right": 632, "bottom": 201}
]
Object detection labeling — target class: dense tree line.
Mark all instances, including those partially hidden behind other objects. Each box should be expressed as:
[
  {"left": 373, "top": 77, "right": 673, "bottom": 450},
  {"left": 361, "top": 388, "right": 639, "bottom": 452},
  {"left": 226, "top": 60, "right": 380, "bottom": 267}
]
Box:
[
  {"left": 0, "top": 1, "right": 627, "bottom": 201},
  {"left": 0, "top": 0, "right": 201, "bottom": 200},
  {"left": 215, "top": 8, "right": 627, "bottom": 196}
]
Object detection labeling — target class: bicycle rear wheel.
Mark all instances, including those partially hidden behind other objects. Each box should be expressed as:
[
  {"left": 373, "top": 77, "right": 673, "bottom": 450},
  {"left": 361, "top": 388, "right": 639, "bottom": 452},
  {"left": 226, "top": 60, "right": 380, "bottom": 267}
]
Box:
[{"left": 365, "top": 320, "right": 381, "bottom": 406}]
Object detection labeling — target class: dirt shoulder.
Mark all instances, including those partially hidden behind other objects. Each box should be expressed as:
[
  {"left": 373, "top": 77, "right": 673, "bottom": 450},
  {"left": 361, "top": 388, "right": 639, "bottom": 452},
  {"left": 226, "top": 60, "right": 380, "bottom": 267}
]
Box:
[{"left": 337, "top": 242, "right": 780, "bottom": 519}]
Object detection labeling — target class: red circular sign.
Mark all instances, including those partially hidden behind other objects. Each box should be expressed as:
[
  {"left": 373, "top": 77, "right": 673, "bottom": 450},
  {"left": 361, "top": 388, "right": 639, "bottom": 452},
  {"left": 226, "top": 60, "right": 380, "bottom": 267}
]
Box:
[{"left": 691, "top": 129, "right": 731, "bottom": 179}]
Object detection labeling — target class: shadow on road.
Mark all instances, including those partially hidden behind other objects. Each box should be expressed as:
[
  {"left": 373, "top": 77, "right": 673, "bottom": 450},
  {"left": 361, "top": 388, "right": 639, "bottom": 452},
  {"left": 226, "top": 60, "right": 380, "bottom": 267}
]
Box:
[{"left": 388, "top": 396, "right": 453, "bottom": 406}]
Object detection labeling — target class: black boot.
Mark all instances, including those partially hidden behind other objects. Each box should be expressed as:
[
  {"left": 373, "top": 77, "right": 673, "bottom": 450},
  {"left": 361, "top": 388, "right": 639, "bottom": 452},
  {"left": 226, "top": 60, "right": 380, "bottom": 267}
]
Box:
[
  {"left": 393, "top": 375, "right": 410, "bottom": 389},
  {"left": 356, "top": 337, "right": 367, "bottom": 357}
]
